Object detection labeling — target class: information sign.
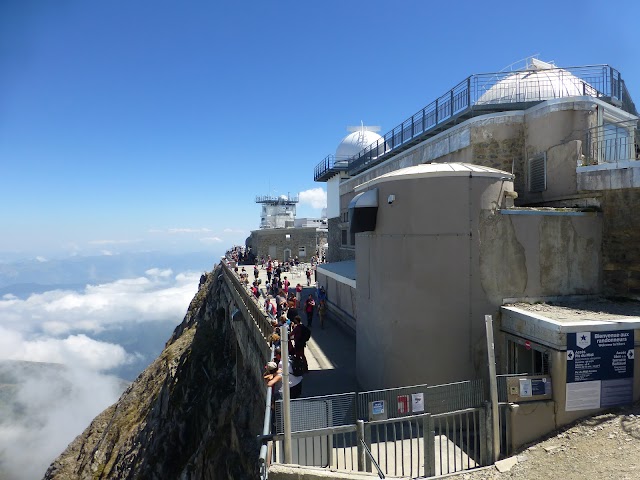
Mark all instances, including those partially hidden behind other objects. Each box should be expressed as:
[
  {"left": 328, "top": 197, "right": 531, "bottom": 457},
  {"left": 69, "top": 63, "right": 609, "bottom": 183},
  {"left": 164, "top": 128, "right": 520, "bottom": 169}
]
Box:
[
  {"left": 411, "top": 393, "right": 425, "bottom": 413},
  {"left": 397, "top": 395, "right": 409, "bottom": 415},
  {"left": 566, "top": 330, "right": 634, "bottom": 411}
]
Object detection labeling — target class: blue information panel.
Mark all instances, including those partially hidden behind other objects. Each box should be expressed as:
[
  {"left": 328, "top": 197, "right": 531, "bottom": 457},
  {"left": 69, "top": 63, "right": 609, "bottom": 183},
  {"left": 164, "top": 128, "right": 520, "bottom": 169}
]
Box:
[{"left": 566, "top": 330, "right": 634, "bottom": 411}]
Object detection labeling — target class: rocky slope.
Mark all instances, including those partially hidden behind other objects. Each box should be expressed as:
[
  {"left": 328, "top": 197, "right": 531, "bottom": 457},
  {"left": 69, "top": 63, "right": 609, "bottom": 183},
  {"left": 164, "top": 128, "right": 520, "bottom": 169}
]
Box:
[
  {"left": 461, "top": 401, "right": 640, "bottom": 480},
  {"left": 44, "top": 268, "right": 264, "bottom": 480}
]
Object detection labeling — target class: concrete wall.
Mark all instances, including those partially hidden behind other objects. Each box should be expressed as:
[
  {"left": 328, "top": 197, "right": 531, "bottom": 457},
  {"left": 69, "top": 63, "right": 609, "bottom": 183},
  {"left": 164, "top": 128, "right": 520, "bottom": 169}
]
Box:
[
  {"left": 356, "top": 172, "right": 603, "bottom": 391},
  {"left": 316, "top": 271, "right": 357, "bottom": 334},
  {"left": 600, "top": 188, "right": 640, "bottom": 298},
  {"left": 356, "top": 175, "right": 512, "bottom": 389},
  {"left": 479, "top": 211, "right": 602, "bottom": 303}
]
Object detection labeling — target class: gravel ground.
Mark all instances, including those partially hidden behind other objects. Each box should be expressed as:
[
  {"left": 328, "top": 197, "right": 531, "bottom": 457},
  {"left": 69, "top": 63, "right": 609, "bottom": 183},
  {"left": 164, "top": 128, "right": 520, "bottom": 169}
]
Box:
[{"left": 459, "top": 401, "right": 640, "bottom": 480}]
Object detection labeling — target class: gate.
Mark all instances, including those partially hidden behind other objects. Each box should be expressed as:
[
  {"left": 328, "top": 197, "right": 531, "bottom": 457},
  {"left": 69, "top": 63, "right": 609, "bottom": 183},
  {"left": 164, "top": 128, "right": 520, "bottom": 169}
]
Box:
[{"left": 270, "top": 380, "right": 490, "bottom": 478}]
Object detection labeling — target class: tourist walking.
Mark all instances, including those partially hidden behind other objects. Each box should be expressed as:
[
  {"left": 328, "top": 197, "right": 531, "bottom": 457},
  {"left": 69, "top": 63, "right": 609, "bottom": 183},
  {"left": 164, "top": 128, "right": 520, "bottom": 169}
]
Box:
[{"left": 304, "top": 294, "right": 315, "bottom": 327}]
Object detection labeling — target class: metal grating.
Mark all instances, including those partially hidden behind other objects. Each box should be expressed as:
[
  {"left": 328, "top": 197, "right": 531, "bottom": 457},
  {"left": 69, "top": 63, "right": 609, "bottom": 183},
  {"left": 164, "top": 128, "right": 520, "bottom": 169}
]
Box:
[
  {"left": 357, "top": 380, "right": 484, "bottom": 421},
  {"left": 275, "top": 392, "right": 357, "bottom": 434},
  {"left": 528, "top": 154, "right": 546, "bottom": 192}
]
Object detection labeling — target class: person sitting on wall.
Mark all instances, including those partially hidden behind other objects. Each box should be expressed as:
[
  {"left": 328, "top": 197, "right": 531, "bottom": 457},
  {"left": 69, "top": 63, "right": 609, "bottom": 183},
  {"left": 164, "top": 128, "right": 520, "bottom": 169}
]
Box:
[{"left": 266, "top": 350, "right": 303, "bottom": 400}]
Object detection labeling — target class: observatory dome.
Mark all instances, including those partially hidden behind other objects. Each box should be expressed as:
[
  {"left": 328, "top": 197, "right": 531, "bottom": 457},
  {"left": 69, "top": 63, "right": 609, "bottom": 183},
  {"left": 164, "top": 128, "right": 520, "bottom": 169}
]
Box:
[
  {"left": 336, "top": 129, "right": 384, "bottom": 160},
  {"left": 477, "top": 58, "right": 598, "bottom": 105}
]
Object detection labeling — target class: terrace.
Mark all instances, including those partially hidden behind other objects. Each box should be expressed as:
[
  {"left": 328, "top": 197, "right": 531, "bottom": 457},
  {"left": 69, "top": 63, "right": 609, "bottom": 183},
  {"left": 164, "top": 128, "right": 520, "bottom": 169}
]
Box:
[{"left": 315, "top": 64, "right": 636, "bottom": 182}]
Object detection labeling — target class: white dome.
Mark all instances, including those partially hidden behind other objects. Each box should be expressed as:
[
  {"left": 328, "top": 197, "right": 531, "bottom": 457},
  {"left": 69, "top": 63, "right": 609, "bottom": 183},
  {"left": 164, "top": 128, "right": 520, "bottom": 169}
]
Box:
[
  {"left": 335, "top": 130, "right": 383, "bottom": 159},
  {"left": 478, "top": 60, "right": 598, "bottom": 105}
]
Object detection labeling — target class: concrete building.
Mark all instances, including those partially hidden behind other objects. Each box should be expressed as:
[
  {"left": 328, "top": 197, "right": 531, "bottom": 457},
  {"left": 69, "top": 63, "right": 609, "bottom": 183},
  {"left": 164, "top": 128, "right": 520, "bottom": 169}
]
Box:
[
  {"left": 313, "top": 58, "right": 640, "bottom": 438},
  {"left": 246, "top": 194, "right": 327, "bottom": 262}
]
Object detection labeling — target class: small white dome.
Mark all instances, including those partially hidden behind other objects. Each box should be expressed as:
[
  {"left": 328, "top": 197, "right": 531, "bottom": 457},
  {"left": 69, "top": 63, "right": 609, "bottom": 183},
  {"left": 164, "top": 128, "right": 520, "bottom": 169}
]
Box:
[
  {"left": 478, "top": 60, "right": 598, "bottom": 105},
  {"left": 335, "top": 129, "right": 383, "bottom": 159}
]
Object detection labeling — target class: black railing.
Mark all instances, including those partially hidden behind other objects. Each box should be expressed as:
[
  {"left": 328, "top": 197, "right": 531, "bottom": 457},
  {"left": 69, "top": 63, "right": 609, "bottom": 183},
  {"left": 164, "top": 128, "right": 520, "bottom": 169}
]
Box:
[{"left": 314, "top": 65, "right": 633, "bottom": 181}]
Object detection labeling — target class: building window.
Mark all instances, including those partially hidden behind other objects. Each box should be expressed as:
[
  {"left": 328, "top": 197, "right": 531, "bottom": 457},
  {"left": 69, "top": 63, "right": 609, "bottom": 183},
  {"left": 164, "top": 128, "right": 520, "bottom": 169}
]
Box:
[
  {"left": 507, "top": 339, "right": 550, "bottom": 375},
  {"left": 299, "top": 246, "right": 306, "bottom": 257},
  {"left": 528, "top": 153, "right": 546, "bottom": 193},
  {"left": 341, "top": 229, "right": 347, "bottom": 246},
  {"left": 285, "top": 234, "right": 291, "bottom": 240}
]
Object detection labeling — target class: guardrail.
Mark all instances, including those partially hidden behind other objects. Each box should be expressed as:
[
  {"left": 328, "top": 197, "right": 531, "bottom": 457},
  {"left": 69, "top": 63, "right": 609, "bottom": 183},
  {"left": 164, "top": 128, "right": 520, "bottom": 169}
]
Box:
[
  {"left": 220, "top": 261, "right": 273, "bottom": 342},
  {"left": 315, "top": 64, "right": 631, "bottom": 181},
  {"left": 258, "top": 345, "right": 276, "bottom": 480},
  {"left": 583, "top": 119, "right": 639, "bottom": 166}
]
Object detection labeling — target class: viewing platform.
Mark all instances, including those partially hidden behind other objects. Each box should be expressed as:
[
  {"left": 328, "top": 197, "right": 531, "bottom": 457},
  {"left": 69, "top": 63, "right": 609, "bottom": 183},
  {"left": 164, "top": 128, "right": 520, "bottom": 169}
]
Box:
[{"left": 314, "top": 64, "right": 634, "bottom": 182}]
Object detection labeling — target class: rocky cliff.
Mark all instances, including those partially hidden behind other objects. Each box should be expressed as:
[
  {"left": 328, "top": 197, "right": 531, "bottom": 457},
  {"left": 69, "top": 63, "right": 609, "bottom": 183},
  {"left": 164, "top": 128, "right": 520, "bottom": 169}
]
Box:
[{"left": 44, "top": 267, "right": 264, "bottom": 480}]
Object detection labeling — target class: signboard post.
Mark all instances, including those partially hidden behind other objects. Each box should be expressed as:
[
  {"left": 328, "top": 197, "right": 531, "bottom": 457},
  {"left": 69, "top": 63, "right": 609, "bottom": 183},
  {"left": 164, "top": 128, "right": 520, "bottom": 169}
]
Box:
[{"left": 566, "top": 330, "right": 634, "bottom": 411}]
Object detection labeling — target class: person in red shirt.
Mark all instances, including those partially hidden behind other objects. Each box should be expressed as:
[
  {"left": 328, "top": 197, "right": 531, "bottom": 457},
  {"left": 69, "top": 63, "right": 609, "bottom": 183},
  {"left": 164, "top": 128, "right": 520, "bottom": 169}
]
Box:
[{"left": 304, "top": 294, "right": 315, "bottom": 327}]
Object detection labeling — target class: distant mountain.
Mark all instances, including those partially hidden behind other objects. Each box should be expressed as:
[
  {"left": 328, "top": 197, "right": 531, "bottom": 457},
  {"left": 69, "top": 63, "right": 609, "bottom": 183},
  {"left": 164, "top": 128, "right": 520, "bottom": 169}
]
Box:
[{"left": 0, "top": 251, "right": 219, "bottom": 294}]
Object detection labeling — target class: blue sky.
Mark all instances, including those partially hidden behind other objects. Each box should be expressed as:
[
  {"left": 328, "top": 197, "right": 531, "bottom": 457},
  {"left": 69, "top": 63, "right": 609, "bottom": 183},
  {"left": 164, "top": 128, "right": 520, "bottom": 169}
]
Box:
[{"left": 2, "top": 0, "right": 639, "bottom": 259}]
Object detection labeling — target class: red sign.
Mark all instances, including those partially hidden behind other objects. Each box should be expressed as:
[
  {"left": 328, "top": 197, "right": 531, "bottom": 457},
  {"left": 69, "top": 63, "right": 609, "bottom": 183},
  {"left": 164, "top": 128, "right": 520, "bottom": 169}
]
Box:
[
  {"left": 397, "top": 395, "right": 409, "bottom": 415},
  {"left": 525, "top": 340, "right": 531, "bottom": 350}
]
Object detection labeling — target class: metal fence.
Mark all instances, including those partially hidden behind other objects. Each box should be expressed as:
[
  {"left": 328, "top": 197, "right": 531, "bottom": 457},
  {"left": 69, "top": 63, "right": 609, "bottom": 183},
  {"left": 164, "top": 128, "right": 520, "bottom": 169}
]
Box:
[
  {"left": 315, "top": 64, "right": 632, "bottom": 181},
  {"left": 357, "top": 380, "right": 485, "bottom": 420},
  {"left": 275, "top": 392, "right": 357, "bottom": 433},
  {"left": 584, "top": 119, "right": 639, "bottom": 166},
  {"left": 270, "top": 381, "right": 489, "bottom": 478}
]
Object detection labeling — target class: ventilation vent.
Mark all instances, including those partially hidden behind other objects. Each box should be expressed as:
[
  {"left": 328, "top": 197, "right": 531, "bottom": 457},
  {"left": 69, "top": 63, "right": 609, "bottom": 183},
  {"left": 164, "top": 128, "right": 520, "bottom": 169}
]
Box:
[{"left": 529, "top": 154, "right": 547, "bottom": 192}]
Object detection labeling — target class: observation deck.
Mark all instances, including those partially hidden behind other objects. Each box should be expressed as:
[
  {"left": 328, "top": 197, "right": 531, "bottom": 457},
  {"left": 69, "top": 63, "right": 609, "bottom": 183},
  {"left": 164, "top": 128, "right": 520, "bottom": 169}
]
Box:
[{"left": 314, "top": 65, "right": 636, "bottom": 182}]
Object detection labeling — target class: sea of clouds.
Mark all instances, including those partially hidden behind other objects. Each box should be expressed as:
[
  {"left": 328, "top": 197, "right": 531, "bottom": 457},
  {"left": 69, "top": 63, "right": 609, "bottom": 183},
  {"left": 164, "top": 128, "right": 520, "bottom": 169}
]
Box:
[{"left": 0, "top": 266, "right": 201, "bottom": 479}]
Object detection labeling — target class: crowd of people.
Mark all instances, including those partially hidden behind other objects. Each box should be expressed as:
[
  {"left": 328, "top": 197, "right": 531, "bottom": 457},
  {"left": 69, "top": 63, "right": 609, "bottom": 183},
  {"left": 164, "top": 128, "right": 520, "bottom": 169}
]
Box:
[{"left": 224, "top": 249, "right": 329, "bottom": 401}]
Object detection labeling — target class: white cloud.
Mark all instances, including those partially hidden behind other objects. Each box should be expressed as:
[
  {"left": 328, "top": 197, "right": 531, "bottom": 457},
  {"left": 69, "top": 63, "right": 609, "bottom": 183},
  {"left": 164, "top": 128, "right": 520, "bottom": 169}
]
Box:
[
  {"left": 88, "top": 239, "right": 142, "bottom": 245},
  {"left": 167, "top": 228, "right": 212, "bottom": 234},
  {"left": 0, "top": 267, "right": 201, "bottom": 479},
  {"left": 0, "top": 363, "right": 125, "bottom": 479},
  {"left": 223, "top": 228, "right": 245, "bottom": 234},
  {"left": 35, "top": 256, "right": 48, "bottom": 263},
  {"left": 0, "top": 271, "right": 200, "bottom": 337},
  {"left": 0, "top": 329, "right": 131, "bottom": 371},
  {"left": 200, "top": 236, "right": 223, "bottom": 243},
  {"left": 299, "top": 188, "right": 327, "bottom": 209},
  {"left": 145, "top": 268, "right": 173, "bottom": 277}
]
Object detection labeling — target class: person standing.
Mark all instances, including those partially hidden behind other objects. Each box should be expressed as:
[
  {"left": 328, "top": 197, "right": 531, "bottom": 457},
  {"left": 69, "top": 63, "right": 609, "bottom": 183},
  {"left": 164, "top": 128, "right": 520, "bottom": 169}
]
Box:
[
  {"left": 305, "top": 268, "right": 312, "bottom": 286},
  {"left": 304, "top": 294, "right": 315, "bottom": 328},
  {"left": 295, "top": 283, "right": 303, "bottom": 306},
  {"left": 318, "top": 300, "right": 327, "bottom": 329},
  {"left": 266, "top": 260, "right": 273, "bottom": 283}
]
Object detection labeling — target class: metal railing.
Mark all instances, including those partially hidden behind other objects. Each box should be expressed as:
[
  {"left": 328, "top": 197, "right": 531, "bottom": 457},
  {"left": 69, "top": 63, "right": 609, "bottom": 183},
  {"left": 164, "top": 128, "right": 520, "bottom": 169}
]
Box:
[
  {"left": 583, "top": 119, "right": 639, "bottom": 167},
  {"left": 221, "top": 261, "right": 273, "bottom": 342},
  {"left": 258, "top": 345, "right": 276, "bottom": 480},
  {"left": 315, "top": 65, "right": 633, "bottom": 181},
  {"left": 271, "top": 406, "right": 488, "bottom": 478},
  {"left": 357, "top": 379, "right": 485, "bottom": 420},
  {"left": 269, "top": 381, "right": 489, "bottom": 478}
]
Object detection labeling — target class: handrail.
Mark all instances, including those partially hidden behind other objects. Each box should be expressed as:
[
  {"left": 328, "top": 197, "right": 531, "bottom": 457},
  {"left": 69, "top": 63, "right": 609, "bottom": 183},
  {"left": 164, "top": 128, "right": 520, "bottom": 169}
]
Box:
[
  {"left": 258, "top": 345, "right": 275, "bottom": 480},
  {"left": 220, "top": 261, "right": 272, "bottom": 341},
  {"left": 314, "top": 64, "right": 629, "bottom": 181}
]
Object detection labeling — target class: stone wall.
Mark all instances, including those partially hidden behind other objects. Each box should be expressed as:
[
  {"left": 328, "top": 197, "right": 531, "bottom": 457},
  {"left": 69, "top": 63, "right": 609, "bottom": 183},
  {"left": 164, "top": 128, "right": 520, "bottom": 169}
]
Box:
[
  {"left": 601, "top": 189, "right": 640, "bottom": 298},
  {"left": 326, "top": 217, "right": 355, "bottom": 263},
  {"left": 246, "top": 227, "right": 326, "bottom": 262}
]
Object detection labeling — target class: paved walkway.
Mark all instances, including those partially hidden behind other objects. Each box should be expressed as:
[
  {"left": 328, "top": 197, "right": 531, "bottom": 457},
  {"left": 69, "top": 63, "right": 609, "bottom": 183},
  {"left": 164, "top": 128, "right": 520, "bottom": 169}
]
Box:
[{"left": 241, "top": 263, "right": 358, "bottom": 397}]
